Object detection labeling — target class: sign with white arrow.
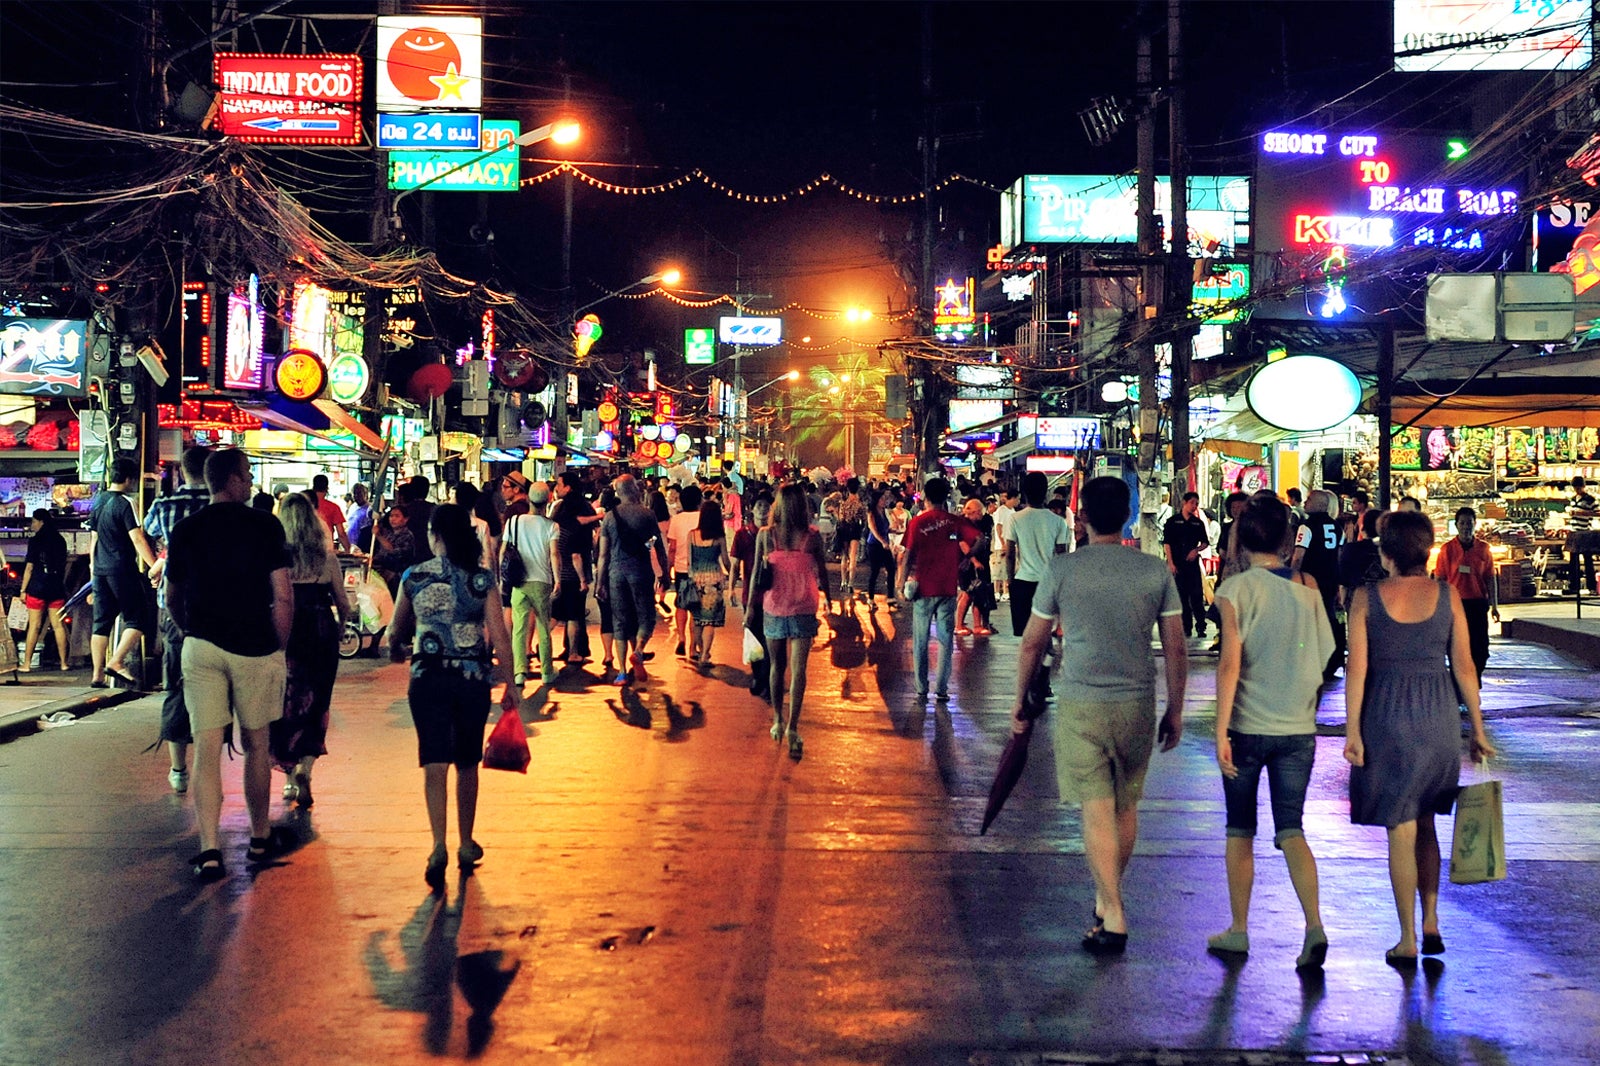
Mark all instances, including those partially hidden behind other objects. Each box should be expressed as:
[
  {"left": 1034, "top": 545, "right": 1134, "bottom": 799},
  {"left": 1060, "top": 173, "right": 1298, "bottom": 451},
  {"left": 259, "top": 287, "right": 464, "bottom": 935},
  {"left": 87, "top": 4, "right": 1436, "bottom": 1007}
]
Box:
[{"left": 214, "top": 53, "right": 362, "bottom": 145}]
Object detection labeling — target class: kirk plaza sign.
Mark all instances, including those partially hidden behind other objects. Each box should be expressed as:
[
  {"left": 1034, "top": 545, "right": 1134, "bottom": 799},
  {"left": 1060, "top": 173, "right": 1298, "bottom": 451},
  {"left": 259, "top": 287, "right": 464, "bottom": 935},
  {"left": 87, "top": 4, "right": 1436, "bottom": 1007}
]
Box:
[{"left": 387, "top": 120, "right": 521, "bottom": 192}]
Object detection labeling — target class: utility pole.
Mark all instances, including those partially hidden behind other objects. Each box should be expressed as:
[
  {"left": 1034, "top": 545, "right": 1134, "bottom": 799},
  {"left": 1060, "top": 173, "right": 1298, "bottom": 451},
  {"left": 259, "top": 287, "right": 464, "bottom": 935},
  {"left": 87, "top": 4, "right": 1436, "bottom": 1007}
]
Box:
[
  {"left": 1134, "top": 7, "right": 1161, "bottom": 549},
  {"left": 1166, "top": 0, "right": 1192, "bottom": 505},
  {"left": 914, "top": 2, "right": 945, "bottom": 480},
  {"left": 553, "top": 68, "right": 574, "bottom": 469},
  {"left": 365, "top": 0, "right": 396, "bottom": 462}
]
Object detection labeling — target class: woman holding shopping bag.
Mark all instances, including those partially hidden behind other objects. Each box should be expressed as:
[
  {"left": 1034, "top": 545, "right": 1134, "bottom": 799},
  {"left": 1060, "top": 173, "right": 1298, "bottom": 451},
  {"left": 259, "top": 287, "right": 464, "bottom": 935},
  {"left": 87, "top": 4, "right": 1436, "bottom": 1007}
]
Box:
[
  {"left": 389, "top": 504, "right": 518, "bottom": 891},
  {"left": 1344, "top": 509, "right": 1496, "bottom": 968},
  {"left": 756, "top": 484, "right": 832, "bottom": 761}
]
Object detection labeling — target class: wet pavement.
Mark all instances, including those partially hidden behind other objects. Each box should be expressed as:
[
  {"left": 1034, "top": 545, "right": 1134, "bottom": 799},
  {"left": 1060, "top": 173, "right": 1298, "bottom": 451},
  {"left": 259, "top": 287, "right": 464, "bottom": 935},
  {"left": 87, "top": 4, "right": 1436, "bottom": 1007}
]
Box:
[{"left": 1, "top": 597, "right": 1597, "bottom": 1066}]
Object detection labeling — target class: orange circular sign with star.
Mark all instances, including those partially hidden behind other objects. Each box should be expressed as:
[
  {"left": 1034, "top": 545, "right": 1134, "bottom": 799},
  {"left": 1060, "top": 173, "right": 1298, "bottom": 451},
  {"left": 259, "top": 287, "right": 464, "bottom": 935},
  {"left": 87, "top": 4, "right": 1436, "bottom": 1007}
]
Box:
[
  {"left": 596, "top": 400, "right": 620, "bottom": 424},
  {"left": 275, "top": 349, "right": 327, "bottom": 401}
]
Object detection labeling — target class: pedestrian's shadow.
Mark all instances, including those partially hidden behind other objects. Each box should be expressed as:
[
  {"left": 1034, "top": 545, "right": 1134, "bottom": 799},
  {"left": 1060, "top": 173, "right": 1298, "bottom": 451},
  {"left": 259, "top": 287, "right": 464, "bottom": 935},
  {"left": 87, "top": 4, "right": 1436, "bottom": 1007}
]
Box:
[
  {"left": 1195, "top": 951, "right": 1246, "bottom": 1046},
  {"left": 363, "top": 887, "right": 521, "bottom": 1057},
  {"left": 520, "top": 686, "right": 558, "bottom": 724},
  {"left": 606, "top": 688, "right": 652, "bottom": 729},
  {"left": 888, "top": 700, "right": 926, "bottom": 738},
  {"left": 661, "top": 693, "right": 705, "bottom": 740},
  {"left": 1282, "top": 967, "right": 1326, "bottom": 1054}
]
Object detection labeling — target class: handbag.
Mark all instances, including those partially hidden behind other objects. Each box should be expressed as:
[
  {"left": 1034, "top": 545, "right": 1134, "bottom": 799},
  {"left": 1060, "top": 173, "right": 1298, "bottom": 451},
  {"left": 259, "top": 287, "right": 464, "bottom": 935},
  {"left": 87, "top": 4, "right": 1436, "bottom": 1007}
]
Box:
[
  {"left": 6, "top": 595, "right": 29, "bottom": 632},
  {"left": 1450, "top": 771, "right": 1506, "bottom": 884},
  {"left": 483, "top": 708, "right": 530, "bottom": 773},
  {"left": 499, "top": 516, "right": 527, "bottom": 595}
]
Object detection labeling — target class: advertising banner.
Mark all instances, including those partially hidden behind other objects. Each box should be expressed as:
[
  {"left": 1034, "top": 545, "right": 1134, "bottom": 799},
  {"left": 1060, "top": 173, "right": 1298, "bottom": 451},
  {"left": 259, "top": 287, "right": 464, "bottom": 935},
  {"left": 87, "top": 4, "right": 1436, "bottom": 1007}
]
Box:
[
  {"left": 717, "top": 317, "right": 782, "bottom": 346},
  {"left": 1254, "top": 128, "right": 1521, "bottom": 257},
  {"left": 1395, "top": 0, "right": 1591, "bottom": 72},
  {"left": 0, "top": 318, "right": 89, "bottom": 397},
  {"left": 1002, "top": 174, "right": 1250, "bottom": 254},
  {"left": 213, "top": 54, "right": 361, "bottom": 145},
  {"left": 685, "top": 328, "right": 716, "bottom": 366},
  {"left": 388, "top": 120, "right": 521, "bottom": 192},
  {"left": 376, "top": 17, "right": 483, "bottom": 110},
  {"left": 377, "top": 112, "right": 482, "bottom": 150}
]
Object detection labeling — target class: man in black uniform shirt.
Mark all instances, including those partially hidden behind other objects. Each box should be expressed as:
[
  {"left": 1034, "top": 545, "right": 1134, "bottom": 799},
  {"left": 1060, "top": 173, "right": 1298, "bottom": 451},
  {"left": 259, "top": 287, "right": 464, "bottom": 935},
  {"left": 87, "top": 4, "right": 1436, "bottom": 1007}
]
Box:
[
  {"left": 1292, "top": 488, "right": 1345, "bottom": 680},
  {"left": 1162, "top": 492, "right": 1210, "bottom": 639}
]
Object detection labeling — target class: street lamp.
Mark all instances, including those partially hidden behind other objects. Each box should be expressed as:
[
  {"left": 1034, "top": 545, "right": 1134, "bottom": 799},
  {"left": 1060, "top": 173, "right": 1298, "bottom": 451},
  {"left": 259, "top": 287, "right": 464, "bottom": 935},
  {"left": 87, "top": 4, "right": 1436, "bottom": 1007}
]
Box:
[
  {"left": 747, "top": 369, "right": 800, "bottom": 400},
  {"left": 390, "top": 119, "right": 580, "bottom": 228},
  {"left": 572, "top": 269, "right": 682, "bottom": 317}
]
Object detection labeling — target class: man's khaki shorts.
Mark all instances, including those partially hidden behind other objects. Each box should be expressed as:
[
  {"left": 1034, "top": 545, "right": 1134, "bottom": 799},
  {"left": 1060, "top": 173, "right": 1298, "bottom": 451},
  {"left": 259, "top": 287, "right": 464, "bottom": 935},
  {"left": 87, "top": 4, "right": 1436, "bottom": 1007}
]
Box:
[
  {"left": 1051, "top": 695, "right": 1157, "bottom": 811},
  {"left": 181, "top": 638, "right": 286, "bottom": 734}
]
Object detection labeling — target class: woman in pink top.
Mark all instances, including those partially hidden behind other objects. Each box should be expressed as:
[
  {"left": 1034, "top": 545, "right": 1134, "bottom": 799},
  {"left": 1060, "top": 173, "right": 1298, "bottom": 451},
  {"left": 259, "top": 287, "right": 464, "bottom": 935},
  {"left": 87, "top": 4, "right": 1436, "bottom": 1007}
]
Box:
[{"left": 756, "top": 483, "right": 832, "bottom": 761}]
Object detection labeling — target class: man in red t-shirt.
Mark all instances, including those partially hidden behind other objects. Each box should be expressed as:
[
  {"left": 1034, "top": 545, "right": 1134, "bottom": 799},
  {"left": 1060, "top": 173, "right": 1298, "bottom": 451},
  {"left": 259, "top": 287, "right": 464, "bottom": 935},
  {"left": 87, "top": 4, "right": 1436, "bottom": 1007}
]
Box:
[
  {"left": 311, "top": 474, "right": 350, "bottom": 552},
  {"left": 897, "top": 477, "right": 979, "bottom": 700},
  {"left": 1433, "top": 506, "right": 1499, "bottom": 680}
]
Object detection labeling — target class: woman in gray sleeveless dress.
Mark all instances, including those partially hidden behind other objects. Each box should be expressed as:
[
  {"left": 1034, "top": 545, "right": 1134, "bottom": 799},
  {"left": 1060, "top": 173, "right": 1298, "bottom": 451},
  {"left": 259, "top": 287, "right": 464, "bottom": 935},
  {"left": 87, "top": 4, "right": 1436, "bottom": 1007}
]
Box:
[{"left": 1343, "top": 510, "right": 1495, "bottom": 968}]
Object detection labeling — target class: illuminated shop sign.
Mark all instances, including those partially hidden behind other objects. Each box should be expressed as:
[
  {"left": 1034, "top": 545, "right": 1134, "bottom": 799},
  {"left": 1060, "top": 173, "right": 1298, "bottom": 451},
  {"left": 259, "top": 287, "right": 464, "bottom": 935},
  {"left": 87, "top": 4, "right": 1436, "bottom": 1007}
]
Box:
[
  {"left": 1255, "top": 129, "right": 1520, "bottom": 255},
  {"left": 717, "top": 317, "right": 782, "bottom": 346},
  {"left": 387, "top": 121, "right": 520, "bottom": 192},
  {"left": 1394, "top": 0, "right": 1592, "bottom": 72},
  {"left": 999, "top": 175, "right": 1249, "bottom": 253},
  {"left": 376, "top": 16, "right": 483, "bottom": 110},
  {"left": 1246, "top": 356, "right": 1363, "bottom": 432},
  {"left": 684, "top": 328, "right": 716, "bottom": 365},
  {"left": 223, "top": 274, "right": 266, "bottom": 391},
  {"left": 213, "top": 54, "right": 362, "bottom": 145},
  {"left": 376, "top": 111, "right": 482, "bottom": 150},
  {"left": 0, "top": 318, "right": 88, "bottom": 397},
  {"left": 1192, "top": 263, "right": 1250, "bottom": 322},
  {"left": 1036, "top": 417, "right": 1104, "bottom": 450}
]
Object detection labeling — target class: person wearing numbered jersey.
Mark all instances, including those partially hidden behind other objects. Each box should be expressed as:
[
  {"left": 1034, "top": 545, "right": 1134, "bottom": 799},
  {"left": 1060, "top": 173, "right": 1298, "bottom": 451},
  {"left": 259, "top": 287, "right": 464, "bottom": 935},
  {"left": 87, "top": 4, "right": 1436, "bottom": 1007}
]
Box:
[{"left": 1292, "top": 489, "right": 1345, "bottom": 682}]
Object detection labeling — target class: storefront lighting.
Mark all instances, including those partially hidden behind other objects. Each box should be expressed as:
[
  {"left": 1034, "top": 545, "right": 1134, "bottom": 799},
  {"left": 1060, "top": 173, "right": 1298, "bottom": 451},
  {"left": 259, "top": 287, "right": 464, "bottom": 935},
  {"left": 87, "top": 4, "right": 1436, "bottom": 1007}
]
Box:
[{"left": 1246, "top": 355, "right": 1363, "bottom": 432}]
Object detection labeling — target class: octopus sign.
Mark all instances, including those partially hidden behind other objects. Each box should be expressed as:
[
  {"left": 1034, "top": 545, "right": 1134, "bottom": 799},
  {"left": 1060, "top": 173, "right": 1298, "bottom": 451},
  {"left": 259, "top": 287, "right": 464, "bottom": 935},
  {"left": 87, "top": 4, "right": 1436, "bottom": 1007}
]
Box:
[{"left": 376, "top": 17, "right": 482, "bottom": 110}]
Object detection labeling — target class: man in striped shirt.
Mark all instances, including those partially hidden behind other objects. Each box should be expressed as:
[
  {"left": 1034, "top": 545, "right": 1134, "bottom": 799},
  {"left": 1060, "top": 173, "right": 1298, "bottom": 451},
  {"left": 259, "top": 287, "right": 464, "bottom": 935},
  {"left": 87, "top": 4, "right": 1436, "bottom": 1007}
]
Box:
[{"left": 143, "top": 445, "right": 211, "bottom": 794}]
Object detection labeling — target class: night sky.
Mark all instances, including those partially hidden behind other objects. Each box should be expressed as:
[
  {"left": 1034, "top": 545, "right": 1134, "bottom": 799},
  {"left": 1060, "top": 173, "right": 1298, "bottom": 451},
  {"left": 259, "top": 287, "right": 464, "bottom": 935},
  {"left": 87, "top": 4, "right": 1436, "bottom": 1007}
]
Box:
[{"left": 0, "top": 1, "right": 1402, "bottom": 364}]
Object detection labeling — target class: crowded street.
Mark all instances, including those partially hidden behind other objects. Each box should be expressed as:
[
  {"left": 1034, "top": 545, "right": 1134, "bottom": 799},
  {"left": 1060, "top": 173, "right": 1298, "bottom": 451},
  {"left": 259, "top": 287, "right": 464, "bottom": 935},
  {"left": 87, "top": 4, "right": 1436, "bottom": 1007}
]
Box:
[{"left": 2, "top": 597, "right": 1597, "bottom": 1066}]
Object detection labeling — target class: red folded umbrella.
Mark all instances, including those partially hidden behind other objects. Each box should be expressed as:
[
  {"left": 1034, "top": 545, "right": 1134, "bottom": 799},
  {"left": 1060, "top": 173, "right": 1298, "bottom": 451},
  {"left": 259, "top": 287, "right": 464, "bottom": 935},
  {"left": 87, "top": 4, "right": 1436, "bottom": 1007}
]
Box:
[
  {"left": 980, "top": 684, "right": 1047, "bottom": 835},
  {"left": 980, "top": 724, "right": 1033, "bottom": 835}
]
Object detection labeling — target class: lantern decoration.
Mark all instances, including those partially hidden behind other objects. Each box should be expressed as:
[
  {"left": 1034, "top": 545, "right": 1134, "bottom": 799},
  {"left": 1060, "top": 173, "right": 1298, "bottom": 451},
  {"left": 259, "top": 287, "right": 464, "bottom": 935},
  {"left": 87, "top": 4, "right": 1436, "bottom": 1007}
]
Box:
[
  {"left": 406, "top": 362, "right": 453, "bottom": 402},
  {"left": 574, "top": 314, "right": 603, "bottom": 360}
]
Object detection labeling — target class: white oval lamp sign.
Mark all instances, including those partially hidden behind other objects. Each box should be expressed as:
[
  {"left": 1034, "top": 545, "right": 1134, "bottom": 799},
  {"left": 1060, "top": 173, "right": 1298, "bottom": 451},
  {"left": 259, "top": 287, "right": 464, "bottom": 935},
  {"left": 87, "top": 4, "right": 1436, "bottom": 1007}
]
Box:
[{"left": 1246, "top": 355, "right": 1363, "bottom": 432}]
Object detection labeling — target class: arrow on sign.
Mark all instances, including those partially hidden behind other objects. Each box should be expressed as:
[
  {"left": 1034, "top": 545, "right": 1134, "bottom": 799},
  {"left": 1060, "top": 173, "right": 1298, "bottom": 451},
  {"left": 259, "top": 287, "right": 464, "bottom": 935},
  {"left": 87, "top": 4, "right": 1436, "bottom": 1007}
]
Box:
[
  {"left": 244, "top": 117, "right": 344, "bottom": 132},
  {"left": 1446, "top": 138, "right": 1470, "bottom": 161}
]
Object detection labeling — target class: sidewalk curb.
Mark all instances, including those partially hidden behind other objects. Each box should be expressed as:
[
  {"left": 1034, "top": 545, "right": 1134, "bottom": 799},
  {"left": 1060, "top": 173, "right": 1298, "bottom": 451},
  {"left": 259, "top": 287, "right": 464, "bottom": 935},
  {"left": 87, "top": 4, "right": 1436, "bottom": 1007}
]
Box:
[{"left": 0, "top": 686, "right": 148, "bottom": 744}]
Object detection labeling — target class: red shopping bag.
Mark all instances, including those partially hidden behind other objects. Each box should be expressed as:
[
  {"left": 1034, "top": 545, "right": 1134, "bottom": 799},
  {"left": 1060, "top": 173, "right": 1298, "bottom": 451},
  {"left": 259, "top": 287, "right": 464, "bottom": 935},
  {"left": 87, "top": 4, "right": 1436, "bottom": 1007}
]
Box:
[{"left": 483, "top": 708, "right": 530, "bottom": 773}]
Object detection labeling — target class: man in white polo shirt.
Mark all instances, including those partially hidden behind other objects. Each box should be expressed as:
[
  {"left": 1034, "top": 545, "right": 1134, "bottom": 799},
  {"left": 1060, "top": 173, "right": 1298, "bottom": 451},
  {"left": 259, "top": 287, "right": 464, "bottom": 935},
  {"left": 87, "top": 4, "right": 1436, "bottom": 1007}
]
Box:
[{"left": 1006, "top": 472, "right": 1070, "bottom": 636}]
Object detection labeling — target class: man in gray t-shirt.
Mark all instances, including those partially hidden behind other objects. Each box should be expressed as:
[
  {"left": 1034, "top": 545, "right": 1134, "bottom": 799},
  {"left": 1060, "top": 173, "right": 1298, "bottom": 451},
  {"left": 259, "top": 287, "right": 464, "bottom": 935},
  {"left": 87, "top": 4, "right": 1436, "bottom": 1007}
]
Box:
[{"left": 1011, "top": 476, "right": 1187, "bottom": 957}]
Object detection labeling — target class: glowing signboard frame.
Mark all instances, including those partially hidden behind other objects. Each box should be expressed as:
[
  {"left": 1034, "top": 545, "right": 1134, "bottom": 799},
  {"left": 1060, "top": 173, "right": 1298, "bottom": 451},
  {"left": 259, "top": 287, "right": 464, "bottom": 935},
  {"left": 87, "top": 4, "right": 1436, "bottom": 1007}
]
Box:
[
  {"left": 375, "top": 16, "right": 483, "bottom": 111},
  {"left": 1000, "top": 174, "right": 1250, "bottom": 252},
  {"left": 222, "top": 274, "right": 266, "bottom": 391},
  {"left": 388, "top": 120, "right": 521, "bottom": 192},
  {"left": 1255, "top": 129, "right": 1520, "bottom": 255},
  {"left": 213, "top": 54, "right": 362, "bottom": 145},
  {"left": 1246, "top": 356, "right": 1364, "bottom": 432},
  {"left": 717, "top": 317, "right": 783, "bottom": 346},
  {"left": 685, "top": 328, "right": 716, "bottom": 366},
  {"left": 0, "top": 318, "right": 88, "bottom": 397},
  {"left": 275, "top": 349, "right": 328, "bottom": 401},
  {"left": 1394, "top": 0, "right": 1592, "bottom": 72}
]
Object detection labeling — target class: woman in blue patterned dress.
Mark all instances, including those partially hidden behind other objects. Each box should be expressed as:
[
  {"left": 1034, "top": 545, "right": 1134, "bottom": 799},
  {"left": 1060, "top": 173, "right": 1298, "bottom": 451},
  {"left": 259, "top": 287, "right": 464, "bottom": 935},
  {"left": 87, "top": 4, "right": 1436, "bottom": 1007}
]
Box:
[{"left": 389, "top": 504, "right": 518, "bottom": 891}]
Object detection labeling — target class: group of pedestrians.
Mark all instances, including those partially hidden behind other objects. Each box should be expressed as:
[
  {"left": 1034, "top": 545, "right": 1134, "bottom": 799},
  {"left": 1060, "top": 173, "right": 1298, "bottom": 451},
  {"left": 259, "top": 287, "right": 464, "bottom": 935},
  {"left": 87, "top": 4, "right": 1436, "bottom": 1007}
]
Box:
[{"left": 1009, "top": 479, "right": 1497, "bottom": 970}]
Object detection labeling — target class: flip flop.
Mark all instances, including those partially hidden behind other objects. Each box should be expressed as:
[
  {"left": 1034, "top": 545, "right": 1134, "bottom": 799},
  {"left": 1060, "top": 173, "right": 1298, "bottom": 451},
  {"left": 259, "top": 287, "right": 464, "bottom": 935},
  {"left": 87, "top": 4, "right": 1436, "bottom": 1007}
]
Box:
[
  {"left": 1421, "top": 932, "right": 1446, "bottom": 956},
  {"left": 1082, "top": 928, "right": 1128, "bottom": 956},
  {"left": 107, "top": 668, "right": 140, "bottom": 688},
  {"left": 89, "top": 679, "right": 109, "bottom": 689}
]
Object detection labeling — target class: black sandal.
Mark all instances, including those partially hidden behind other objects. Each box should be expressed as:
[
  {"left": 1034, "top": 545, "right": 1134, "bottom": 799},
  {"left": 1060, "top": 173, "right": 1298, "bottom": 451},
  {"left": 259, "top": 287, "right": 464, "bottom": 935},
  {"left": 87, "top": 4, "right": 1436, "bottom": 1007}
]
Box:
[
  {"left": 1081, "top": 928, "right": 1128, "bottom": 956},
  {"left": 246, "top": 834, "right": 279, "bottom": 862},
  {"left": 191, "top": 850, "right": 225, "bottom": 881}
]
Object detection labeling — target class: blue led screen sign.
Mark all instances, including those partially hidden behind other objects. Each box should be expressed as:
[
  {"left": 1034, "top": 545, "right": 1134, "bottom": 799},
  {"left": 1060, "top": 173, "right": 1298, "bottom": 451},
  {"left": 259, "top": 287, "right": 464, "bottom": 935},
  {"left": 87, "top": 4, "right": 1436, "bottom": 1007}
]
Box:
[{"left": 1001, "top": 175, "right": 1250, "bottom": 255}]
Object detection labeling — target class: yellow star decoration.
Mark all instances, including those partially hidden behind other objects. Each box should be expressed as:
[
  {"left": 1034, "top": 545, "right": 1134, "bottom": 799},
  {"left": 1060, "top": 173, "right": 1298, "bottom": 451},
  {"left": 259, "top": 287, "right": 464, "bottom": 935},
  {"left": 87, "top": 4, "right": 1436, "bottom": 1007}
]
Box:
[{"left": 429, "top": 62, "right": 470, "bottom": 101}]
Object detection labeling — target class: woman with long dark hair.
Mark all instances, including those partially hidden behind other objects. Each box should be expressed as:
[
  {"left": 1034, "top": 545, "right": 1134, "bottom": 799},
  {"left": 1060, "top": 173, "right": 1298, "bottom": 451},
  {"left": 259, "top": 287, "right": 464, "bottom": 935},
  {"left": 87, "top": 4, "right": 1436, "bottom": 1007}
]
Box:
[
  {"left": 271, "top": 493, "right": 353, "bottom": 807},
  {"left": 389, "top": 504, "right": 518, "bottom": 891},
  {"left": 756, "top": 483, "right": 831, "bottom": 760},
  {"left": 686, "top": 499, "right": 731, "bottom": 669}
]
